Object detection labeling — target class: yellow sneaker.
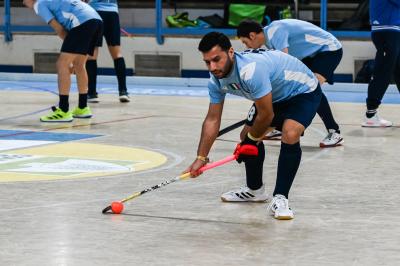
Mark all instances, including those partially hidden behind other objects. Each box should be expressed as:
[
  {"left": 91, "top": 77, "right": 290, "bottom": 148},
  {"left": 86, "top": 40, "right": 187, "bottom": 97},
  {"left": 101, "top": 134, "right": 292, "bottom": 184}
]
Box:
[
  {"left": 40, "top": 106, "right": 73, "bottom": 122},
  {"left": 72, "top": 106, "right": 92, "bottom": 118}
]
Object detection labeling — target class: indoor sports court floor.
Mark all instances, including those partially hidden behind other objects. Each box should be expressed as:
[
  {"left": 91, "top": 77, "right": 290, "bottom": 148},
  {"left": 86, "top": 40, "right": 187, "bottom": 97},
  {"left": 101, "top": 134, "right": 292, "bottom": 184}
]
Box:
[{"left": 1, "top": 73, "right": 399, "bottom": 265}]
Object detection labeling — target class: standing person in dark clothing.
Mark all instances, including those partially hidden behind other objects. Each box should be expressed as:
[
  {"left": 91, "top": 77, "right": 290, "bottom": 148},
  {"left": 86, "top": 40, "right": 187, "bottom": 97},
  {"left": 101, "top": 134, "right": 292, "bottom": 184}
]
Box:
[{"left": 362, "top": 0, "right": 400, "bottom": 127}]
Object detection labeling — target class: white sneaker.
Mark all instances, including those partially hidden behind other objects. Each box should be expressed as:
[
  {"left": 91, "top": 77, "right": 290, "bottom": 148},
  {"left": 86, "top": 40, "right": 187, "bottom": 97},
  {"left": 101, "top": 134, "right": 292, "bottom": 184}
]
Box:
[
  {"left": 264, "top": 129, "right": 282, "bottom": 140},
  {"left": 221, "top": 185, "right": 269, "bottom": 202},
  {"left": 267, "top": 194, "right": 294, "bottom": 220},
  {"left": 319, "top": 129, "right": 344, "bottom": 148},
  {"left": 119, "top": 94, "right": 130, "bottom": 103},
  {"left": 87, "top": 94, "right": 99, "bottom": 103},
  {"left": 362, "top": 113, "right": 393, "bottom": 127}
]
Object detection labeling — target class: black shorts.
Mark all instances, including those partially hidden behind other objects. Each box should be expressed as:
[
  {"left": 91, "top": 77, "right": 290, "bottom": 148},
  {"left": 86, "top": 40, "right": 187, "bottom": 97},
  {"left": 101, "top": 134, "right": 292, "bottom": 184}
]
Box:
[
  {"left": 95, "top": 11, "right": 121, "bottom": 47},
  {"left": 61, "top": 19, "right": 103, "bottom": 56},
  {"left": 245, "top": 85, "right": 322, "bottom": 131},
  {"left": 302, "top": 48, "right": 343, "bottom": 85}
]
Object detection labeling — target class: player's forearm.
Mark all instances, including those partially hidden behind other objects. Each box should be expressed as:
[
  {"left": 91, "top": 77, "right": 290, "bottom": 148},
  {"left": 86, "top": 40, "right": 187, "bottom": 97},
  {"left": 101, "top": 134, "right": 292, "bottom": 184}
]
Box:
[
  {"left": 49, "top": 20, "right": 67, "bottom": 40},
  {"left": 197, "top": 117, "right": 220, "bottom": 157}
]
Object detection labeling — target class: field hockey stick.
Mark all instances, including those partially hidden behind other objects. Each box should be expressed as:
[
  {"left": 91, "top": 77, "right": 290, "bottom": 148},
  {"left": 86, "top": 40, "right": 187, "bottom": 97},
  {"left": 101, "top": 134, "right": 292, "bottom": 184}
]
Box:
[
  {"left": 101, "top": 144, "right": 258, "bottom": 214},
  {"left": 120, "top": 28, "right": 134, "bottom": 38},
  {"left": 217, "top": 119, "right": 246, "bottom": 137}
]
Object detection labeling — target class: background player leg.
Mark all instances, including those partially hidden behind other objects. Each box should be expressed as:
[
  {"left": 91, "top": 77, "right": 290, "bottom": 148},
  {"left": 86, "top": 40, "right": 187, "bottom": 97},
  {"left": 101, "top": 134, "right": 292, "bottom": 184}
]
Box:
[
  {"left": 86, "top": 54, "right": 98, "bottom": 102},
  {"left": 314, "top": 73, "right": 343, "bottom": 148},
  {"left": 108, "top": 45, "right": 130, "bottom": 102},
  {"left": 86, "top": 48, "right": 99, "bottom": 103},
  {"left": 40, "top": 52, "right": 76, "bottom": 122},
  {"left": 317, "top": 93, "right": 343, "bottom": 147},
  {"left": 72, "top": 54, "right": 92, "bottom": 118},
  {"left": 363, "top": 31, "right": 398, "bottom": 127}
]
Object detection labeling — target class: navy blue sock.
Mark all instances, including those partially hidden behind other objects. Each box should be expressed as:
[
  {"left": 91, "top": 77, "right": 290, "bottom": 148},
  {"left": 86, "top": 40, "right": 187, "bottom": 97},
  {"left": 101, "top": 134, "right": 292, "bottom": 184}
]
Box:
[
  {"left": 273, "top": 142, "right": 302, "bottom": 198},
  {"left": 245, "top": 143, "right": 265, "bottom": 190},
  {"left": 317, "top": 93, "right": 340, "bottom": 133},
  {"left": 113, "top": 57, "right": 127, "bottom": 94},
  {"left": 78, "top": 93, "right": 87, "bottom": 109},
  {"left": 59, "top": 95, "right": 69, "bottom": 113},
  {"left": 86, "top": 60, "right": 97, "bottom": 96}
]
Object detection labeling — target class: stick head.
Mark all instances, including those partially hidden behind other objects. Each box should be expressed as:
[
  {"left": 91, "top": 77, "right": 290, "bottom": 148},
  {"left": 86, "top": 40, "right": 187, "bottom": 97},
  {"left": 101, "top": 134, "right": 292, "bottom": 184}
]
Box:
[
  {"left": 102, "top": 205, "right": 112, "bottom": 214},
  {"left": 234, "top": 144, "right": 258, "bottom": 158}
]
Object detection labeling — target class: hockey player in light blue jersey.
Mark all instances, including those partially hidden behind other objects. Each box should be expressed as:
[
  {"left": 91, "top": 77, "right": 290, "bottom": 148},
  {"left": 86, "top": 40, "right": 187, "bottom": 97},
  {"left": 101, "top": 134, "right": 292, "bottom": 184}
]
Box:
[
  {"left": 237, "top": 19, "right": 343, "bottom": 148},
  {"left": 184, "top": 32, "right": 322, "bottom": 220},
  {"left": 23, "top": 0, "right": 103, "bottom": 122}
]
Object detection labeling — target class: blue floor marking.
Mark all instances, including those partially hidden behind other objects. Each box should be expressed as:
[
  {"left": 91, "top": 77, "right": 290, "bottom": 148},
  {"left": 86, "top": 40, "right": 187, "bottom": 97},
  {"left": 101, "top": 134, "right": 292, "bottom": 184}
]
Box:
[
  {"left": 0, "top": 74, "right": 399, "bottom": 104},
  {"left": 0, "top": 130, "right": 100, "bottom": 141}
]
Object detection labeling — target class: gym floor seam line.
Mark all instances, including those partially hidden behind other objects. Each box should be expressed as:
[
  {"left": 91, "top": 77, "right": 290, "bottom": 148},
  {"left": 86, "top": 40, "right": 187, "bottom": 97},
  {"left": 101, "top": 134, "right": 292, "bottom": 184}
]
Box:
[
  {"left": 0, "top": 115, "right": 158, "bottom": 139},
  {"left": 0, "top": 107, "right": 52, "bottom": 122},
  {"left": 0, "top": 81, "right": 60, "bottom": 95}
]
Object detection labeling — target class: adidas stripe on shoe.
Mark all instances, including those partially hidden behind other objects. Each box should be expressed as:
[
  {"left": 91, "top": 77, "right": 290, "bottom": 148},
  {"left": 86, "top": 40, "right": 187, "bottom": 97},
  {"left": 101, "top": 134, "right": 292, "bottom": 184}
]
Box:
[
  {"left": 40, "top": 106, "right": 73, "bottom": 123},
  {"left": 267, "top": 194, "right": 294, "bottom": 220},
  {"left": 221, "top": 185, "right": 269, "bottom": 202}
]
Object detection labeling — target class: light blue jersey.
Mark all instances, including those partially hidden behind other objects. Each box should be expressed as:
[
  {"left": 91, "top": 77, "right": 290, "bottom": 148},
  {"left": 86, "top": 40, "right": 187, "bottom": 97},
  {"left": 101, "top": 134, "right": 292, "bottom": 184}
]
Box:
[
  {"left": 263, "top": 19, "right": 342, "bottom": 59},
  {"left": 34, "top": 0, "right": 101, "bottom": 31},
  {"left": 88, "top": 0, "right": 118, "bottom": 13},
  {"left": 208, "top": 49, "right": 318, "bottom": 104}
]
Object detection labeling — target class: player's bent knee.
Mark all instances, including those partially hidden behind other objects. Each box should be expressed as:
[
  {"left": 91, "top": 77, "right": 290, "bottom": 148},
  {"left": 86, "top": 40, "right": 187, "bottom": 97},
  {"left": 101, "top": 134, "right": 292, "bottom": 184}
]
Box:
[{"left": 281, "top": 129, "right": 302, "bottom": 144}]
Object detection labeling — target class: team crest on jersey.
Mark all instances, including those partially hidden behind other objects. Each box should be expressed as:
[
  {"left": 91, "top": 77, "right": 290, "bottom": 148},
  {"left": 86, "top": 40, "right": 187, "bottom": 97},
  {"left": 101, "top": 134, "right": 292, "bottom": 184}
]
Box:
[
  {"left": 228, "top": 83, "right": 241, "bottom": 90},
  {"left": 222, "top": 83, "right": 241, "bottom": 92}
]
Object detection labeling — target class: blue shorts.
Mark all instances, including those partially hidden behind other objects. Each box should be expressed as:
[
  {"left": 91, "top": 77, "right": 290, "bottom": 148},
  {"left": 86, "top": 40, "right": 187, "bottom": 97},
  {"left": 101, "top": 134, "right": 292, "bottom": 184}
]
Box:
[
  {"left": 96, "top": 11, "right": 121, "bottom": 47},
  {"left": 61, "top": 19, "right": 103, "bottom": 56},
  {"left": 302, "top": 49, "right": 343, "bottom": 85},
  {"left": 246, "top": 85, "right": 322, "bottom": 131}
]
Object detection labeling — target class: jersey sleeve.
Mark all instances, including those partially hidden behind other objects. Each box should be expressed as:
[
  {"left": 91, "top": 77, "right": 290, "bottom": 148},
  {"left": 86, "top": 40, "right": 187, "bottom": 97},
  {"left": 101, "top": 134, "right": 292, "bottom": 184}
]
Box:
[
  {"left": 267, "top": 25, "right": 290, "bottom": 51},
  {"left": 241, "top": 62, "right": 272, "bottom": 100},
  {"left": 208, "top": 76, "right": 226, "bottom": 104},
  {"left": 35, "top": 2, "right": 55, "bottom": 24}
]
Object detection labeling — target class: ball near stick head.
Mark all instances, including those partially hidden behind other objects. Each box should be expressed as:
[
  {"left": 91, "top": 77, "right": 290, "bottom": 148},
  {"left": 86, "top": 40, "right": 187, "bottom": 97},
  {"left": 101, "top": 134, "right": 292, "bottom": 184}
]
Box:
[{"left": 111, "top": 201, "right": 124, "bottom": 214}]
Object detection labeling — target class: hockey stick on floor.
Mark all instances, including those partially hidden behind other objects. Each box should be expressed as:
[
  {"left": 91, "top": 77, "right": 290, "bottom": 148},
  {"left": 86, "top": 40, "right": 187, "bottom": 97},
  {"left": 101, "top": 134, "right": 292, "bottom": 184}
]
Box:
[{"left": 101, "top": 144, "right": 258, "bottom": 214}]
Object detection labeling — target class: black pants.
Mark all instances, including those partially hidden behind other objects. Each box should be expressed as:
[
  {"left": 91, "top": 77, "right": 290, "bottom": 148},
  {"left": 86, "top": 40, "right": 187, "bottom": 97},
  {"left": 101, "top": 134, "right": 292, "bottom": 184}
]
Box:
[{"left": 366, "top": 30, "right": 400, "bottom": 110}]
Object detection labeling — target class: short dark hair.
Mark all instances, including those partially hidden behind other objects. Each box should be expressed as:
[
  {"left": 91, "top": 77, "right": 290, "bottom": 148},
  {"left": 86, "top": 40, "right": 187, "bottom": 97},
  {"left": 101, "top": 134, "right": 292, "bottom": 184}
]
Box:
[
  {"left": 198, "top": 32, "right": 232, "bottom": 53},
  {"left": 237, "top": 20, "right": 263, "bottom": 38}
]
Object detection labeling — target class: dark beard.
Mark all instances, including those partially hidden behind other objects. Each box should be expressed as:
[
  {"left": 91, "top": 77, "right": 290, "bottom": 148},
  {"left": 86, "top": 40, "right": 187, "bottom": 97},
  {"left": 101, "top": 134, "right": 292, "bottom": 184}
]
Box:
[{"left": 213, "top": 56, "right": 234, "bottom": 79}]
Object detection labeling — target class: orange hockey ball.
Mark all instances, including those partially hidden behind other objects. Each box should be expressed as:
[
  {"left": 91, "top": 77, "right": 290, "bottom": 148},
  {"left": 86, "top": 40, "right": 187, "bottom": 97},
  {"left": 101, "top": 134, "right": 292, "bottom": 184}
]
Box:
[{"left": 111, "top": 201, "right": 124, "bottom": 214}]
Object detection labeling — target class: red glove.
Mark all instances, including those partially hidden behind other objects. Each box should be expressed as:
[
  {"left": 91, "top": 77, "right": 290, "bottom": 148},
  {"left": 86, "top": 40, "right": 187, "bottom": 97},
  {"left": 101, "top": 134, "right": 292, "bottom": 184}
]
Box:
[{"left": 234, "top": 134, "right": 259, "bottom": 163}]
